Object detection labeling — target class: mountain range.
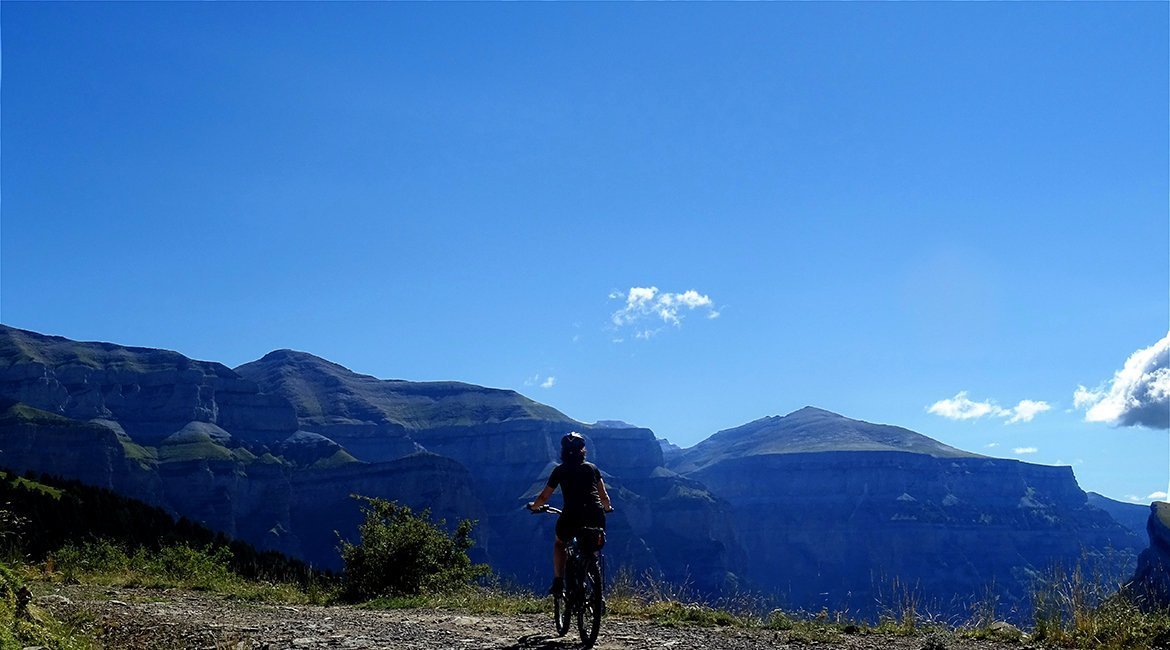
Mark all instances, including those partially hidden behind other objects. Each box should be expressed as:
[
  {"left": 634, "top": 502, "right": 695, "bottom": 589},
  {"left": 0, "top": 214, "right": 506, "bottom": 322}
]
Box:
[{"left": 0, "top": 324, "right": 1143, "bottom": 618}]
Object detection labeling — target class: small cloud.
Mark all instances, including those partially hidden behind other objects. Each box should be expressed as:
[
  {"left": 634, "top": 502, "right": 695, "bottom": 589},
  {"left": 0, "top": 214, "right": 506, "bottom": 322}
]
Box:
[
  {"left": 1013, "top": 447, "right": 1038, "bottom": 455},
  {"left": 1074, "top": 331, "right": 1170, "bottom": 430},
  {"left": 927, "top": 392, "right": 1051, "bottom": 424},
  {"left": 1148, "top": 491, "right": 1168, "bottom": 500},
  {"left": 927, "top": 392, "right": 1002, "bottom": 420},
  {"left": 610, "top": 286, "right": 720, "bottom": 339},
  {"left": 986, "top": 442, "right": 1000, "bottom": 448},
  {"left": 1006, "top": 400, "right": 1052, "bottom": 424},
  {"left": 525, "top": 374, "right": 556, "bottom": 389},
  {"left": 1126, "top": 495, "right": 1145, "bottom": 503}
]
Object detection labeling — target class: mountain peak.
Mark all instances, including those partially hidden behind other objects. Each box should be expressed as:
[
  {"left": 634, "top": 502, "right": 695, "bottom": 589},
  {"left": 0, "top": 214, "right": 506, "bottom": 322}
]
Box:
[
  {"left": 256, "top": 348, "right": 342, "bottom": 367},
  {"left": 670, "top": 408, "right": 981, "bottom": 474},
  {"left": 787, "top": 405, "right": 840, "bottom": 417}
]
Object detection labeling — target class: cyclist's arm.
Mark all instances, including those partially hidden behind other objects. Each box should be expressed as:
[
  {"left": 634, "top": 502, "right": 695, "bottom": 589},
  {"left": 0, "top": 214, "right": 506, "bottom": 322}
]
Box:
[
  {"left": 598, "top": 477, "right": 613, "bottom": 511},
  {"left": 528, "top": 484, "right": 556, "bottom": 511}
]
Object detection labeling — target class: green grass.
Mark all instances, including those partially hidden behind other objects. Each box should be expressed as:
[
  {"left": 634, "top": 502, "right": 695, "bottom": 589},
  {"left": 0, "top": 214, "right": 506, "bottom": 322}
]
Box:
[
  {"left": 0, "top": 472, "right": 63, "bottom": 500},
  {"left": 1023, "top": 557, "right": 1170, "bottom": 650},
  {"left": 0, "top": 403, "right": 87, "bottom": 428},
  {"left": 157, "top": 433, "right": 235, "bottom": 463},
  {"left": 41, "top": 540, "right": 322, "bottom": 605},
  {"left": 309, "top": 449, "right": 361, "bottom": 469},
  {"left": 0, "top": 560, "right": 94, "bottom": 650}
]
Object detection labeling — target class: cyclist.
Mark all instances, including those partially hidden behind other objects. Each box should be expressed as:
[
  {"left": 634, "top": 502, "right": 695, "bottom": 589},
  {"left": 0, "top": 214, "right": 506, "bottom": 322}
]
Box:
[{"left": 527, "top": 431, "right": 613, "bottom": 595}]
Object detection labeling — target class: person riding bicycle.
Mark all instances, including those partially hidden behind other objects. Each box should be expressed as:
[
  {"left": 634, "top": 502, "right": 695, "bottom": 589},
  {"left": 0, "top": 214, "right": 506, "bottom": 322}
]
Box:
[{"left": 527, "top": 431, "right": 613, "bottom": 595}]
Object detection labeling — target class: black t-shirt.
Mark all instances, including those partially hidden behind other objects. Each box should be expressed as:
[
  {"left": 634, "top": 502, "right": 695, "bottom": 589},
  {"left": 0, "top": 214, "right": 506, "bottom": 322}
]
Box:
[{"left": 547, "top": 461, "right": 603, "bottom": 515}]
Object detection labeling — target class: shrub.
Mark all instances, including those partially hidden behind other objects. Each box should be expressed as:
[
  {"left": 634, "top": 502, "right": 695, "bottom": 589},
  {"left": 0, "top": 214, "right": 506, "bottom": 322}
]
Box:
[
  {"left": 140, "top": 544, "right": 237, "bottom": 591},
  {"left": 339, "top": 496, "right": 488, "bottom": 602}
]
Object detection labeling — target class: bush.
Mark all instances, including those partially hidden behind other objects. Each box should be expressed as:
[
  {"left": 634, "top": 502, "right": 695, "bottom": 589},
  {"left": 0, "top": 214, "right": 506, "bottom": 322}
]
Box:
[
  {"left": 339, "top": 496, "right": 488, "bottom": 602},
  {"left": 141, "top": 544, "right": 237, "bottom": 591},
  {"left": 50, "top": 540, "right": 240, "bottom": 592}
]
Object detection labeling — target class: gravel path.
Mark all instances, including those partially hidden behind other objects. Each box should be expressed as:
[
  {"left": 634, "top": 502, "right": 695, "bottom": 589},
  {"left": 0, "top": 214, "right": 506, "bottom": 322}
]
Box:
[{"left": 35, "top": 584, "right": 1028, "bottom": 650}]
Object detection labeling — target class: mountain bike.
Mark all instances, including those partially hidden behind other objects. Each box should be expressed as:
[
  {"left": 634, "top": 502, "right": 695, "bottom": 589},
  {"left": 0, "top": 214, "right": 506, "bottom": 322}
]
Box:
[{"left": 530, "top": 505, "right": 607, "bottom": 646}]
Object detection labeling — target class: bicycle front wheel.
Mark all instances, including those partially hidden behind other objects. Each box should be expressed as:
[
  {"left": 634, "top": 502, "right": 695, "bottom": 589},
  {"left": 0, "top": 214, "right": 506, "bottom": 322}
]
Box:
[
  {"left": 554, "top": 591, "right": 571, "bottom": 636},
  {"left": 577, "top": 562, "right": 603, "bottom": 645}
]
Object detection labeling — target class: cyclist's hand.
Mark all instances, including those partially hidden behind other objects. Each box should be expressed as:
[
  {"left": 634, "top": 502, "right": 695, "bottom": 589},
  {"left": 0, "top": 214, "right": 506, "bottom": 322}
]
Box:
[
  {"left": 603, "top": 505, "right": 615, "bottom": 513},
  {"left": 526, "top": 502, "right": 537, "bottom": 512}
]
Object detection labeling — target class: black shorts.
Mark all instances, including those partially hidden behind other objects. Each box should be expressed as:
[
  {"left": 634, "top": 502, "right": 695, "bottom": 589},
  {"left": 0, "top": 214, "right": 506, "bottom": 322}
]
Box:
[{"left": 555, "top": 507, "right": 606, "bottom": 543}]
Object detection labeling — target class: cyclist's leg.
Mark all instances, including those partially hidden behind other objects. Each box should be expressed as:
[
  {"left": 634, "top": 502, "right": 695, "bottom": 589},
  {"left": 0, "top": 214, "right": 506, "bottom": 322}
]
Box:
[{"left": 551, "top": 515, "right": 576, "bottom": 594}]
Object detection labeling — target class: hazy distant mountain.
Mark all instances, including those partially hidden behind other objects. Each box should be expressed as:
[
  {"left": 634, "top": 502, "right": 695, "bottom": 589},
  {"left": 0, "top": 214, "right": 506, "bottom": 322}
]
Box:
[
  {"left": 0, "top": 325, "right": 744, "bottom": 589},
  {"left": 593, "top": 420, "right": 637, "bottom": 429},
  {"left": 0, "top": 324, "right": 1145, "bottom": 619},
  {"left": 671, "top": 406, "right": 979, "bottom": 474},
  {"left": 667, "top": 407, "right": 1140, "bottom": 616},
  {"left": 1087, "top": 492, "right": 1153, "bottom": 539}
]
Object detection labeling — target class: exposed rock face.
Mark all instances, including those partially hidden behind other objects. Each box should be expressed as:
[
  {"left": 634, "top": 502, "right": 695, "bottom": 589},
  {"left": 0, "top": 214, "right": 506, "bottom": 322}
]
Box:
[
  {"left": 0, "top": 326, "right": 1144, "bottom": 614},
  {"left": 1087, "top": 492, "right": 1152, "bottom": 539},
  {"left": 0, "top": 327, "right": 745, "bottom": 589},
  {"left": 670, "top": 408, "right": 1142, "bottom": 616},
  {"left": 0, "top": 327, "right": 298, "bottom": 445},
  {"left": 236, "top": 348, "right": 746, "bottom": 589},
  {"left": 1130, "top": 501, "right": 1170, "bottom": 609},
  {"left": 0, "top": 400, "right": 163, "bottom": 502}
]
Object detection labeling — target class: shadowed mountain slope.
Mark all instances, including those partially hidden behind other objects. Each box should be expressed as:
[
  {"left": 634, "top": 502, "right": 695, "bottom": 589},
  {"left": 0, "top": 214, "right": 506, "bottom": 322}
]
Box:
[{"left": 0, "top": 326, "right": 744, "bottom": 590}]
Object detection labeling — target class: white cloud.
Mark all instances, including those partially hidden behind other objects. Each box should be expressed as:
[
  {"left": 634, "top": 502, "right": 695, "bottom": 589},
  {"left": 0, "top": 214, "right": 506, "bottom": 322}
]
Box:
[
  {"left": 1074, "top": 332, "right": 1170, "bottom": 430},
  {"left": 1013, "top": 447, "right": 1038, "bottom": 455},
  {"left": 1006, "top": 400, "right": 1052, "bottom": 424},
  {"left": 1128, "top": 492, "right": 1168, "bottom": 503},
  {"left": 525, "top": 374, "right": 556, "bottom": 389},
  {"left": 610, "top": 286, "right": 720, "bottom": 339},
  {"left": 927, "top": 392, "right": 1051, "bottom": 425},
  {"left": 986, "top": 442, "right": 1000, "bottom": 448},
  {"left": 927, "top": 392, "right": 1002, "bottom": 420}
]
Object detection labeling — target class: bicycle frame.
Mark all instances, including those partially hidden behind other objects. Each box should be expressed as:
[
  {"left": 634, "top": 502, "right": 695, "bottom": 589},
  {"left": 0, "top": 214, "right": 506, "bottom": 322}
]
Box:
[{"left": 530, "top": 504, "right": 606, "bottom": 646}]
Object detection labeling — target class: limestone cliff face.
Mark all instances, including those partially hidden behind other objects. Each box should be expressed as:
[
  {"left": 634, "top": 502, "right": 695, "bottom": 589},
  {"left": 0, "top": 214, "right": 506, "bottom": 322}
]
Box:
[
  {"left": 291, "top": 453, "right": 485, "bottom": 570},
  {"left": 0, "top": 326, "right": 1143, "bottom": 613},
  {"left": 0, "top": 401, "right": 163, "bottom": 503},
  {"left": 235, "top": 348, "right": 748, "bottom": 591},
  {"left": 0, "top": 326, "right": 298, "bottom": 445},
  {"left": 0, "top": 328, "right": 746, "bottom": 592},
  {"left": 672, "top": 408, "right": 1143, "bottom": 616},
  {"left": 1130, "top": 501, "right": 1170, "bottom": 609}
]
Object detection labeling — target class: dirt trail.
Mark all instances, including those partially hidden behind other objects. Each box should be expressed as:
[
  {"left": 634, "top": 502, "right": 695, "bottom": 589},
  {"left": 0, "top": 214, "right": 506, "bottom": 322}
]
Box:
[{"left": 36, "top": 584, "right": 1027, "bottom": 650}]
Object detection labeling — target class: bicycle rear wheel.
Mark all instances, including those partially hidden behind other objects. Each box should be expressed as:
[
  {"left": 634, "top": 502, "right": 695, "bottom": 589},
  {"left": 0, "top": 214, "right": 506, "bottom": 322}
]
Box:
[{"left": 577, "top": 562, "right": 603, "bottom": 645}]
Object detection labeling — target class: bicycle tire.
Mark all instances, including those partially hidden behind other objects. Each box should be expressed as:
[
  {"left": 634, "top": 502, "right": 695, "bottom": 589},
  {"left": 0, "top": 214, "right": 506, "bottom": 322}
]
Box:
[
  {"left": 577, "top": 561, "right": 603, "bottom": 645},
  {"left": 553, "top": 591, "right": 571, "bottom": 636}
]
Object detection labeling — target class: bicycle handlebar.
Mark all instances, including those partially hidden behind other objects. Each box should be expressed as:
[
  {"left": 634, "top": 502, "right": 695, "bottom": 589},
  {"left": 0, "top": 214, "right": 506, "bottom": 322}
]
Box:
[{"left": 527, "top": 504, "right": 614, "bottom": 515}]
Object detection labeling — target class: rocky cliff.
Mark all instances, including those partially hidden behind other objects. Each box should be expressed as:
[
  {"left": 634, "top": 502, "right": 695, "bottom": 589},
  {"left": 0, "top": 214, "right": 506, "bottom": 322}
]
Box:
[
  {"left": 670, "top": 408, "right": 1142, "bottom": 616},
  {"left": 1130, "top": 501, "right": 1170, "bottom": 609},
  {"left": 235, "top": 348, "right": 745, "bottom": 588},
  {"left": 0, "top": 325, "right": 1144, "bottom": 613},
  {"left": 0, "top": 326, "right": 744, "bottom": 587}
]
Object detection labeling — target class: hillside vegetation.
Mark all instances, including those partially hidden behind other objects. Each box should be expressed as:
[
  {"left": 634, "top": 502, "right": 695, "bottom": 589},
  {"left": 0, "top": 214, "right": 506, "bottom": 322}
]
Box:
[{"left": 0, "top": 469, "right": 1166, "bottom": 648}]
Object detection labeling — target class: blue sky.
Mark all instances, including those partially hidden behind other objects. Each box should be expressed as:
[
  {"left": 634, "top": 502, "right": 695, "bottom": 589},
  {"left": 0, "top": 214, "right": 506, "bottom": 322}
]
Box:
[{"left": 2, "top": 3, "right": 1167, "bottom": 503}]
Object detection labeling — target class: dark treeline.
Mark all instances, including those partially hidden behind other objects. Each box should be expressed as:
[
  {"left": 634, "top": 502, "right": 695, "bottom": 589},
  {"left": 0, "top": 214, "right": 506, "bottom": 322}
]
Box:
[{"left": 0, "top": 468, "right": 331, "bottom": 585}]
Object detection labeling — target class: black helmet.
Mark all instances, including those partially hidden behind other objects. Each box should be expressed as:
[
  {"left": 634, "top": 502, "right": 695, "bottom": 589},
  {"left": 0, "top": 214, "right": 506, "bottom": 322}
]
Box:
[{"left": 561, "top": 432, "right": 586, "bottom": 452}]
